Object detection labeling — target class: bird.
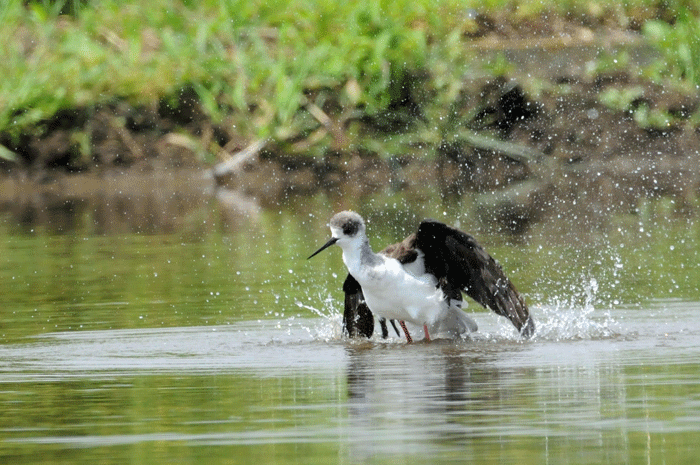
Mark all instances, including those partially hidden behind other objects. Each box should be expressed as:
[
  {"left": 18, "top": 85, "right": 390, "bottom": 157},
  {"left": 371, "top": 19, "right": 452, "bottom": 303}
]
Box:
[{"left": 308, "top": 211, "right": 535, "bottom": 342}]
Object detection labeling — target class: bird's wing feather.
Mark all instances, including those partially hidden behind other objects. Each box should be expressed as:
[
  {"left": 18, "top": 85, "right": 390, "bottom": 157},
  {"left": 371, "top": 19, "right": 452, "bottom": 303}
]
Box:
[
  {"left": 380, "top": 234, "right": 418, "bottom": 264},
  {"left": 342, "top": 274, "right": 375, "bottom": 338},
  {"left": 342, "top": 273, "right": 392, "bottom": 338},
  {"left": 416, "top": 219, "right": 535, "bottom": 337}
]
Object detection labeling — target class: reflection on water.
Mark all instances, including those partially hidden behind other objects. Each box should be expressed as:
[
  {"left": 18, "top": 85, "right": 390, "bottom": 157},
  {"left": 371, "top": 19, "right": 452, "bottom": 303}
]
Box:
[
  {"left": 1, "top": 177, "right": 700, "bottom": 464},
  {"left": 1, "top": 305, "right": 699, "bottom": 464},
  {"left": 343, "top": 305, "right": 700, "bottom": 463}
]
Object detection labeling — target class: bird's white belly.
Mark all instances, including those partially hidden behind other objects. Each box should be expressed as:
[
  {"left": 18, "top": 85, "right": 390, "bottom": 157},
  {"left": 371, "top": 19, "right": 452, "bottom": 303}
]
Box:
[
  {"left": 343, "top": 249, "right": 448, "bottom": 325},
  {"left": 359, "top": 268, "right": 445, "bottom": 325}
]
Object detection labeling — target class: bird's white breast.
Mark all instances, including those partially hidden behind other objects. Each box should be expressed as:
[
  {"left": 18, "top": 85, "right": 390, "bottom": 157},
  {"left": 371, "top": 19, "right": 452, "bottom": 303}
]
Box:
[{"left": 355, "top": 255, "right": 445, "bottom": 324}]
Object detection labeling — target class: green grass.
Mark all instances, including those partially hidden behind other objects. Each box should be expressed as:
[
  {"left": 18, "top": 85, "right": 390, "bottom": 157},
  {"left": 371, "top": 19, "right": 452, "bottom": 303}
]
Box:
[
  {"left": 1, "top": 0, "right": 700, "bottom": 160},
  {"left": 643, "top": 5, "right": 700, "bottom": 88},
  {"left": 0, "top": 0, "right": 461, "bottom": 140}
]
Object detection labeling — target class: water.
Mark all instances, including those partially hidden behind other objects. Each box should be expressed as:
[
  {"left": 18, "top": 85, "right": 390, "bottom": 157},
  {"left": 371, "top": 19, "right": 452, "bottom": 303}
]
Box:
[{"left": 1, "top": 185, "right": 700, "bottom": 464}]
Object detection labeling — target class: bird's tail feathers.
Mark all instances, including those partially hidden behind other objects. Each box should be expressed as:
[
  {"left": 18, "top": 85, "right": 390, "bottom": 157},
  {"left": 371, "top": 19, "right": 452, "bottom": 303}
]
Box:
[
  {"left": 453, "top": 308, "right": 479, "bottom": 333},
  {"left": 432, "top": 306, "right": 478, "bottom": 338}
]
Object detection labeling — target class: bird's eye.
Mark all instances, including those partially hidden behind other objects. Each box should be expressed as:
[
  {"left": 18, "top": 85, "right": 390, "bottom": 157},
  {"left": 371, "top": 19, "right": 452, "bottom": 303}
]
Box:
[{"left": 343, "top": 221, "right": 359, "bottom": 236}]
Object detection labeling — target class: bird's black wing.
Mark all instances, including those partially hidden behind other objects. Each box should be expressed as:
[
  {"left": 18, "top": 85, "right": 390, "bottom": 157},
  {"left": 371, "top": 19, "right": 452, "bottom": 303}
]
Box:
[
  {"left": 416, "top": 219, "right": 535, "bottom": 337},
  {"left": 342, "top": 274, "right": 396, "bottom": 338},
  {"left": 342, "top": 274, "right": 375, "bottom": 338}
]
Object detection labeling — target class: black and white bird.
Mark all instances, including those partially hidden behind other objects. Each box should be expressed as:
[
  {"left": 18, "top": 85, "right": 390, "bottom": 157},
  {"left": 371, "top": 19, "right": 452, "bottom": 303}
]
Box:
[{"left": 308, "top": 211, "right": 535, "bottom": 342}]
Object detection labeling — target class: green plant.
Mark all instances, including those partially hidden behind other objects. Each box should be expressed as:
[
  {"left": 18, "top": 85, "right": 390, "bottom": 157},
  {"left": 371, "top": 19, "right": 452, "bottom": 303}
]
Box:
[{"left": 643, "top": 7, "right": 700, "bottom": 88}]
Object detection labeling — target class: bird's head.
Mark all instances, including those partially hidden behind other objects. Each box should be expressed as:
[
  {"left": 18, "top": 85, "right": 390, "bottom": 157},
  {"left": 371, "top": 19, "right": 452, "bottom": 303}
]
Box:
[{"left": 308, "top": 211, "right": 366, "bottom": 259}]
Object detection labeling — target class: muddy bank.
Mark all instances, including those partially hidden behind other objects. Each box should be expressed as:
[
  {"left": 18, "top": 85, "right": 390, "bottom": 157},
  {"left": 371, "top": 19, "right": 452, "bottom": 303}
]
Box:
[
  {"left": 209, "top": 71, "right": 700, "bottom": 231},
  {"left": 2, "top": 17, "right": 700, "bottom": 233},
  {"left": 2, "top": 73, "right": 699, "bottom": 234}
]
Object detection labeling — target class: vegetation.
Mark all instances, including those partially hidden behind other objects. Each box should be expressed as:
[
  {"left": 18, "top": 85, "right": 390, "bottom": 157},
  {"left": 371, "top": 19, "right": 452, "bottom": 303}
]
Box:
[
  {"left": 1, "top": 0, "right": 463, "bottom": 140},
  {"left": 643, "top": 4, "right": 700, "bottom": 88},
  {"left": 1, "top": 0, "right": 700, "bottom": 168}
]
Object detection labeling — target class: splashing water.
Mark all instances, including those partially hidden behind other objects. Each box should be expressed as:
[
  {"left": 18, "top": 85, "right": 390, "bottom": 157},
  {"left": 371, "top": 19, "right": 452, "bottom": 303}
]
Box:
[
  {"left": 532, "top": 276, "right": 620, "bottom": 341},
  {"left": 289, "top": 276, "right": 621, "bottom": 344},
  {"left": 293, "top": 292, "right": 344, "bottom": 341},
  {"left": 291, "top": 245, "right": 626, "bottom": 345}
]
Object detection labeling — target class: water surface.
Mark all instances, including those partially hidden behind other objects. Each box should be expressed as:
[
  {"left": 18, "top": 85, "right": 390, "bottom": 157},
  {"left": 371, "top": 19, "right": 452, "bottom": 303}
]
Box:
[{"left": 1, "top": 187, "right": 699, "bottom": 464}]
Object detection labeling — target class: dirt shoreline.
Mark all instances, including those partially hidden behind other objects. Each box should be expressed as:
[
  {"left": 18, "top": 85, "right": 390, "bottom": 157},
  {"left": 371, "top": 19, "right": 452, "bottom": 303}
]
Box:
[{"left": 2, "top": 19, "right": 699, "bottom": 232}]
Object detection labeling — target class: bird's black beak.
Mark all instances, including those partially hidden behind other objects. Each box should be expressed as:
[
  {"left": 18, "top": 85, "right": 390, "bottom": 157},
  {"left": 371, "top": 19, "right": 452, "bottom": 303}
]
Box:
[{"left": 308, "top": 237, "right": 338, "bottom": 259}]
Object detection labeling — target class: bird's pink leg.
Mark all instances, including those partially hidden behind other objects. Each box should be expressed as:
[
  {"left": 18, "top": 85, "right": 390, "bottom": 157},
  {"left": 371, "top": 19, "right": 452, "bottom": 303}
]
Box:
[
  {"left": 423, "top": 324, "right": 431, "bottom": 342},
  {"left": 399, "top": 320, "right": 413, "bottom": 343}
]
